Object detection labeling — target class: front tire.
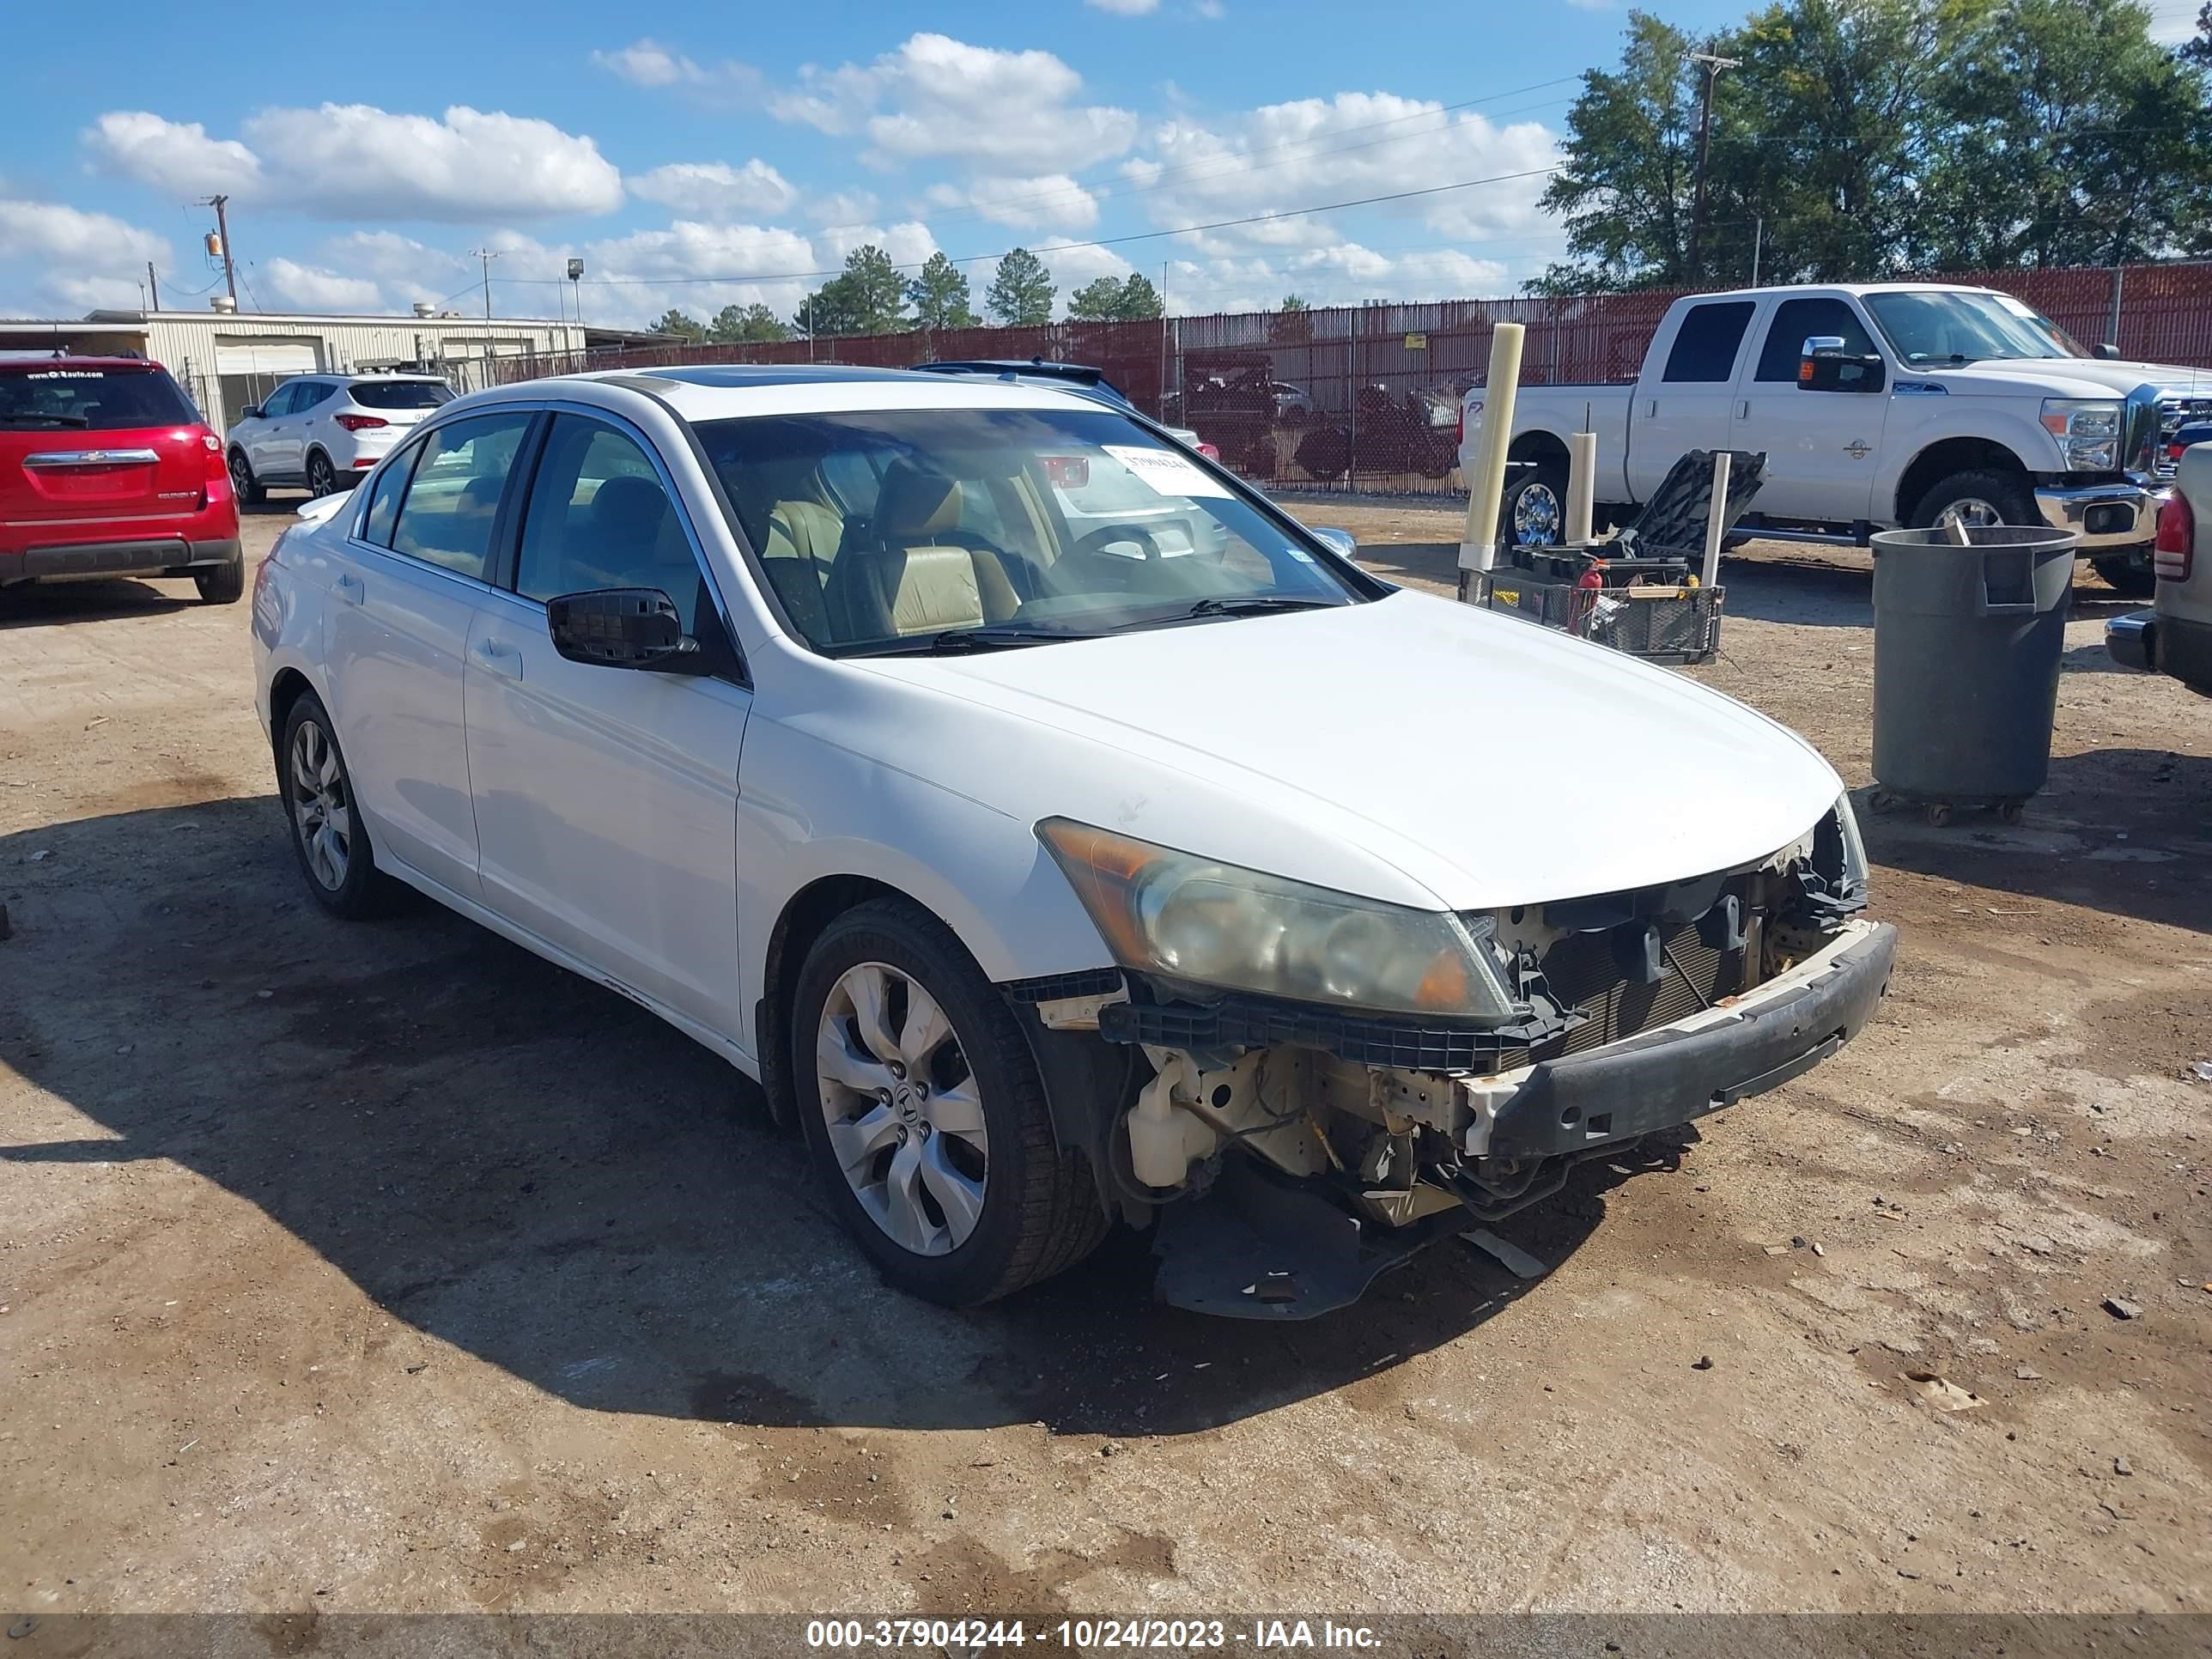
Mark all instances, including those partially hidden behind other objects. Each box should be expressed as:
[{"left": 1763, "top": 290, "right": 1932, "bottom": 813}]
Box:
[
  {"left": 792, "top": 897, "right": 1107, "bottom": 1306},
  {"left": 2091, "top": 553, "right": 2156, "bottom": 598},
  {"left": 1909, "top": 469, "right": 2035, "bottom": 534},
  {"left": 194, "top": 553, "right": 245, "bottom": 605},
  {"left": 279, "top": 692, "right": 392, "bottom": 919}
]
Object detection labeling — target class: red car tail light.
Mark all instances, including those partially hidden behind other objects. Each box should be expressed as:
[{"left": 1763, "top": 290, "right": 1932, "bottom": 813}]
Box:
[
  {"left": 1042, "top": 456, "right": 1089, "bottom": 488},
  {"left": 334, "top": 413, "right": 388, "bottom": 432},
  {"left": 1196, "top": 442, "right": 1221, "bottom": 463},
  {"left": 2154, "top": 490, "right": 2194, "bottom": 581}
]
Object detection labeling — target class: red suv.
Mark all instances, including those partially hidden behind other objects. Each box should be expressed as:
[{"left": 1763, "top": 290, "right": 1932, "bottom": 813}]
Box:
[{"left": 0, "top": 355, "right": 244, "bottom": 604}]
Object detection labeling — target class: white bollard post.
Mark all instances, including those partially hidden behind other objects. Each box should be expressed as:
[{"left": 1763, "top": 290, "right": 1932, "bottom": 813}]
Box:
[
  {"left": 1459, "top": 322, "right": 1525, "bottom": 575},
  {"left": 1566, "top": 430, "right": 1597, "bottom": 545},
  {"left": 1701, "top": 450, "right": 1731, "bottom": 590}
]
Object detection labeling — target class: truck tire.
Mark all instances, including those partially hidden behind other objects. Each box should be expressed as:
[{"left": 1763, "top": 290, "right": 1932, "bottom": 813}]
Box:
[
  {"left": 1908, "top": 469, "right": 2036, "bottom": 535},
  {"left": 2090, "top": 554, "right": 2155, "bottom": 598},
  {"left": 1501, "top": 459, "right": 1570, "bottom": 548},
  {"left": 792, "top": 896, "right": 1109, "bottom": 1306}
]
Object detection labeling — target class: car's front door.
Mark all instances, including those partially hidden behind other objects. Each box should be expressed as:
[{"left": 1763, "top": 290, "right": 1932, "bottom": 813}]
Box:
[
  {"left": 1735, "top": 295, "right": 1888, "bottom": 525},
  {"left": 463, "top": 410, "right": 749, "bottom": 1040},
  {"left": 322, "top": 409, "right": 536, "bottom": 901},
  {"left": 1626, "top": 299, "right": 1759, "bottom": 501}
]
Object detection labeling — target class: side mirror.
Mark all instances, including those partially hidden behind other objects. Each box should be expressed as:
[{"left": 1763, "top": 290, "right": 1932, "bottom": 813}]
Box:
[
  {"left": 2094, "top": 342, "right": 2122, "bottom": 361},
  {"left": 1796, "top": 337, "right": 1886, "bottom": 394},
  {"left": 546, "top": 587, "right": 701, "bottom": 672},
  {"left": 241, "top": 405, "right": 261, "bottom": 421},
  {"left": 1310, "top": 526, "right": 1358, "bottom": 559}
]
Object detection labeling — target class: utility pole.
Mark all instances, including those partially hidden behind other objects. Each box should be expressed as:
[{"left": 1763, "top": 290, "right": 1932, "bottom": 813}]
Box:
[
  {"left": 468, "top": 247, "right": 500, "bottom": 319},
  {"left": 1750, "top": 215, "right": 1763, "bottom": 287},
  {"left": 1687, "top": 48, "right": 1741, "bottom": 283},
  {"left": 195, "top": 196, "right": 237, "bottom": 302},
  {"left": 146, "top": 262, "right": 161, "bottom": 312}
]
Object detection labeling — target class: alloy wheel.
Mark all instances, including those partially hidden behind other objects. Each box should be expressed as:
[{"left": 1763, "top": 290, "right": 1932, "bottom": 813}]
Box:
[
  {"left": 1934, "top": 497, "right": 2002, "bottom": 533},
  {"left": 228, "top": 451, "right": 252, "bottom": 497},
  {"left": 814, "top": 961, "right": 988, "bottom": 1257},
  {"left": 307, "top": 453, "right": 337, "bottom": 497},
  {"left": 289, "top": 720, "right": 352, "bottom": 891},
  {"left": 1513, "top": 481, "right": 1564, "bottom": 545}
]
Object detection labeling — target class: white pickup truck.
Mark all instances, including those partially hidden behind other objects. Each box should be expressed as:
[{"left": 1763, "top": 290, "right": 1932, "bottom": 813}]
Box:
[{"left": 1459, "top": 282, "right": 2212, "bottom": 595}]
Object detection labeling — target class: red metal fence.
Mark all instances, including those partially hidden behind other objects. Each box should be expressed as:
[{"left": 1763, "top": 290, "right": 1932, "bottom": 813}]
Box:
[{"left": 489, "top": 261, "right": 2212, "bottom": 498}]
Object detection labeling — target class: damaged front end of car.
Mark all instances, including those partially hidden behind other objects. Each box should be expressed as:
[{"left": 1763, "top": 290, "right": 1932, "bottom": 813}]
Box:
[{"left": 1008, "top": 800, "right": 1897, "bottom": 1318}]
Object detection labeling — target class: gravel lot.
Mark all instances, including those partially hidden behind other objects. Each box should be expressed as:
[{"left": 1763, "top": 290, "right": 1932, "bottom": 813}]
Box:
[{"left": 3, "top": 495, "right": 2209, "bottom": 1620}]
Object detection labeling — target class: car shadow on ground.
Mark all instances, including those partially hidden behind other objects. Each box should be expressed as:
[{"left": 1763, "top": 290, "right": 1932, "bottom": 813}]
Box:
[
  {"left": 0, "top": 577, "right": 201, "bottom": 629},
  {"left": 1857, "top": 750, "right": 2212, "bottom": 934},
  {"left": 0, "top": 797, "right": 1680, "bottom": 1440}
]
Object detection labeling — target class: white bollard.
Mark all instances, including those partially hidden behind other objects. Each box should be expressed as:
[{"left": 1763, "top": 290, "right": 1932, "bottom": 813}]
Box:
[
  {"left": 1701, "top": 450, "right": 1731, "bottom": 590},
  {"left": 1459, "top": 322, "right": 1526, "bottom": 574},
  {"left": 1566, "top": 430, "right": 1597, "bottom": 545}
]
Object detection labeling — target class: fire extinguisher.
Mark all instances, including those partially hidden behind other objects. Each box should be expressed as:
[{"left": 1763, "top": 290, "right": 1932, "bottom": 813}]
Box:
[{"left": 1567, "top": 559, "right": 1605, "bottom": 635}]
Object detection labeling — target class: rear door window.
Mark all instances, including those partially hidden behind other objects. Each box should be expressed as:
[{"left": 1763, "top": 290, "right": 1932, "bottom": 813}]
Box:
[
  {"left": 387, "top": 413, "right": 533, "bottom": 581},
  {"left": 1661, "top": 301, "right": 1757, "bottom": 384},
  {"left": 0, "top": 366, "right": 198, "bottom": 430}
]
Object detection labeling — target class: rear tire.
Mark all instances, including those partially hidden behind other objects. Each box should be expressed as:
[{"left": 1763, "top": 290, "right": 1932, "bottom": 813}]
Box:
[
  {"left": 306, "top": 449, "right": 339, "bottom": 500},
  {"left": 792, "top": 897, "right": 1108, "bottom": 1306},
  {"left": 228, "top": 449, "right": 265, "bottom": 507},
  {"left": 278, "top": 692, "right": 394, "bottom": 920},
  {"left": 1909, "top": 469, "right": 2034, "bottom": 533},
  {"left": 1501, "top": 460, "right": 1570, "bottom": 549},
  {"left": 194, "top": 554, "right": 246, "bottom": 605},
  {"left": 2091, "top": 554, "right": 2156, "bottom": 598}
]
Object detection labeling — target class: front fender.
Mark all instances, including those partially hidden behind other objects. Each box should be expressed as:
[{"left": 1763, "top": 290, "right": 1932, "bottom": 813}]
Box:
[{"left": 1878, "top": 398, "right": 2059, "bottom": 518}]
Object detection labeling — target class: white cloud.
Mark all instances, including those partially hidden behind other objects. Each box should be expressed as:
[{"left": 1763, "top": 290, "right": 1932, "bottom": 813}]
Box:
[
  {"left": 770, "top": 33, "right": 1138, "bottom": 174},
  {"left": 0, "top": 198, "right": 171, "bottom": 314},
  {"left": 591, "top": 38, "right": 761, "bottom": 99},
  {"left": 258, "top": 258, "right": 383, "bottom": 311},
  {"left": 1085, "top": 0, "right": 1160, "bottom": 12},
  {"left": 2144, "top": 0, "right": 2198, "bottom": 40},
  {"left": 630, "top": 160, "right": 799, "bottom": 219},
  {"left": 1122, "top": 91, "right": 1559, "bottom": 257},
  {"left": 812, "top": 220, "right": 941, "bottom": 270},
  {"left": 805, "top": 190, "right": 882, "bottom": 228},
  {"left": 85, "top": 111, "right": 260, "bottom": 198},
  {"left": 922, "top": 173, "right": 1100, "bottom": 232},
  {"left": 84, "top": 105, "right": 624, "bottom": 222},
  {"left": 1563, "top": 0, "right": 1613, "bottom": 9}
]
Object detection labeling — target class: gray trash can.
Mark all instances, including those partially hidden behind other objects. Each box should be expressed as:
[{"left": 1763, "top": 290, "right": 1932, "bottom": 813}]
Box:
[{"left": 1869, "top": 525, "right": 2075, "bottom": 824}]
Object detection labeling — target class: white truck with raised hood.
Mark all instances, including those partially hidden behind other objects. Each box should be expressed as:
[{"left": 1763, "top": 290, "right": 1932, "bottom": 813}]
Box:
[{"left": 1460, "top": 282, "right": 2210, "bottom": 595}]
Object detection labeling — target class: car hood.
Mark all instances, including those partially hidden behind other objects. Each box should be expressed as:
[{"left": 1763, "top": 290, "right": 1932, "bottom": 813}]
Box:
[
  {"left": 857, "top": 589, "right": 1843, "bottom": 912},
  {"left": 1914, "top": 358, "right": 2212, "bottom": 400}
]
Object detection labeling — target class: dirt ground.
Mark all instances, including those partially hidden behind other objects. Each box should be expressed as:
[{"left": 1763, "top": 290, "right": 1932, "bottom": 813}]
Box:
[{"left": 3, "top": 495, "right": 2209, "bottom": 1622}]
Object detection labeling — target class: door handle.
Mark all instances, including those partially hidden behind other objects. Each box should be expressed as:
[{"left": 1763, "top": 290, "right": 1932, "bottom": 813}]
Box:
[
  {"left": 1738, "top": 399, "right": 1751, "bottom": 420},
  {"left": 474, "top": 636, "right": 524, "bottom": 681},
  {"left": 333, "top": 572, "right": 364, "bottom": 605}
]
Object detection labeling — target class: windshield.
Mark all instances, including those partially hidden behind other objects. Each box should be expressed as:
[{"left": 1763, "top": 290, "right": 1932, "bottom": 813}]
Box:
[
  {"left": 1863, "top": 291, "right": 2086, "bottom": 365},
  {"left": 349, "top": 380, "right": 453, "bottom": 410},
  {"left": 0, "top": 366, "right": 198, "bottom": 429},
  {"left": 694, "top": 407, "right": 1364, "bottom": 654}
]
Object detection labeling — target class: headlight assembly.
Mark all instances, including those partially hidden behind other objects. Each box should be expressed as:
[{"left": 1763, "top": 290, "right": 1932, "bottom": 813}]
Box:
[
  {"left": 2040, "top": 398, "right": 2122, "bottom": 471},
  {"left": 1036, "top": 818, "right": 1518, "bottom": 1022}
]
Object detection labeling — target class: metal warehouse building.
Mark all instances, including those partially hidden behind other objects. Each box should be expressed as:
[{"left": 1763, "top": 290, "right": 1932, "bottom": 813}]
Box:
[{"left": 0, "top": 301, "right": 585, "bottom": 436}]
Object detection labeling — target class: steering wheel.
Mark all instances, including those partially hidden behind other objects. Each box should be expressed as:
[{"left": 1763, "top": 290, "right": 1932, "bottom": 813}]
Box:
[{"left": 1073, "top": 522, "right": 1164, "bottom": 562}]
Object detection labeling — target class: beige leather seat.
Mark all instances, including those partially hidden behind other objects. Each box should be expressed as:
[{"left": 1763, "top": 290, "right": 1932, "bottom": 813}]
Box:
[
  {"left": 825, "top": 460, "right": 1019, "bottom": 640},
  {"left": 749, "top": 460, "right": 842, "bottom": 641}
]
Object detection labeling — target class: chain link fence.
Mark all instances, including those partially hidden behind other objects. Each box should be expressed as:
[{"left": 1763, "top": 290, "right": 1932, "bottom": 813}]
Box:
[{"left": 492, "top": 261, "right": 2212, "bottom": 499}]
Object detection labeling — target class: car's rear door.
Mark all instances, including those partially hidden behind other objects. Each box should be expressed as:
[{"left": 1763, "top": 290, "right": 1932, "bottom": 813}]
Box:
[
  {"left": 462, "top": 409, "right": 748, "bottom": 1038},
  {"left": 242, "top": 382, "right": 297, "bottom": 476},
  {"left": 269, "top": 380, "right": 328, "bottom": 478},
  {"left": 322, "top": 408, "right": 537, "bottom": 901},
  {"left": 1626, "top": 299, "right": 1759, "bottom": 501},
  {"left": 0, "top": 363, "right": 212, "bottom": 556}
]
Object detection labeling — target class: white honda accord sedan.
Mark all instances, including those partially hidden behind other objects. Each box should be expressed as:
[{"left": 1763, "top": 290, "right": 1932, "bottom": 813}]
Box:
[{"left": 252, "top": 365, "right": 1895, "bottom": 1317}]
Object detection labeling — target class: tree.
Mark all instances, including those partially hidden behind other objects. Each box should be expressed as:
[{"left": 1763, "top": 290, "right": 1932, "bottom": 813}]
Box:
[
  {"left": 793, "top": 244, "right": 909, "bottom": 337},
  {"left": 708, "top": 302, "right": 790, "bottom": 343},
  {"left": 1278, "top": 293, "right": 1310, "bottom": 312},
  {"left": 986, "top": 246, "right": 1055, "bottom": 325},
  {"left": 649, "top": 308, "right": 707, "bottom": 341},
  {"left": 2182, "top": 0, "right": 2212, "bottom": 64},
  {"left": 1066, "top": 272, "right": 1164, "bottom": 321},
  {"left": 1532, "top": 11, "right": 1708, "bottom": 291},
  {"left": 1117, "top": 272, "right": 1164, "bottom": 319},
  {"left": 1918, "top": 0, "right": 2212, "bottom": 268},
  {"left": 906, "top": 252, "right": 980, "bottom": 330}
]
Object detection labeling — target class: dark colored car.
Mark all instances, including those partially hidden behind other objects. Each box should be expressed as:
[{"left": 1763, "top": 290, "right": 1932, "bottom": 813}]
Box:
[
  {"left": 912, "top": 360, "right": 1218, "bottom": 459},
  {"left": 0, "top": 355, "right": 244, "bottom": 603}
]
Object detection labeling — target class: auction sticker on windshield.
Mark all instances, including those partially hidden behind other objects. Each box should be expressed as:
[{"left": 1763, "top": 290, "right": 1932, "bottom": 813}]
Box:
[{"left": 1102, "top": 444, "right": 1233, "bottom": 498}]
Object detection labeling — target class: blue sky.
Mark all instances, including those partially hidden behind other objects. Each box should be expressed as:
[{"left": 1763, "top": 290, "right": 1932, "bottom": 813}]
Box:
[{"left": 3, "top": 0, "right": 2201, "bottom": 325}]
